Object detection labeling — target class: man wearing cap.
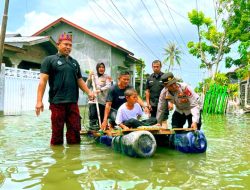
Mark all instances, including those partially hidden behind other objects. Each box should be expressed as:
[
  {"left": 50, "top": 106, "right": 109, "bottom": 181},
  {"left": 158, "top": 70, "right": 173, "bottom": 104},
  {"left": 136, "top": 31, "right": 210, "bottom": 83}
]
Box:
[
  {"left": 145, "top": 60, "right": 165, "bottom": 118},
  {"left": 35, "top": 32, "right": 94, "bottom": 145},
  {"left": 157, "top": 72, "right": 202, "bottom": 130}
]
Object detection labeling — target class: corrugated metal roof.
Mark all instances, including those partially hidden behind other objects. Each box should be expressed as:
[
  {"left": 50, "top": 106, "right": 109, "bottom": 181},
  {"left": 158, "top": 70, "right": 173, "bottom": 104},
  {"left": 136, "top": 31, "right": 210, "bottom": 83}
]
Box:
[
  {"left": 5, "top": 36, "right": 49, "bottom": 43},
  {"left": 4, "top": 36, "right": 58, "bottom": 54},
  {"left": 5, "top": 33, "right": 22, "bottom": 37}
]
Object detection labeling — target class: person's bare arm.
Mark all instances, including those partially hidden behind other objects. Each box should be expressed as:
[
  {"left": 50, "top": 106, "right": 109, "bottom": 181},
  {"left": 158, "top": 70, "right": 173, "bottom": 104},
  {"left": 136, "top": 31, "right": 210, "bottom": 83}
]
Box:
[
  {"left": 35, "top": 73, "right": 48, "bottom": 116},
  {"left": 145, "top": 89, "right": 151, "bottom": 110},
  {"left": 137, "top": 96, "right": 150, "bottom": 114},
  {"left": 119, "top": 123, "right": 129, "bottom": 130},
  {"left": 78, "top": 78, "right": 94, "bottom": 99},
  {"left": 101, "top": 101, "right": 112, "bottom": 130}
]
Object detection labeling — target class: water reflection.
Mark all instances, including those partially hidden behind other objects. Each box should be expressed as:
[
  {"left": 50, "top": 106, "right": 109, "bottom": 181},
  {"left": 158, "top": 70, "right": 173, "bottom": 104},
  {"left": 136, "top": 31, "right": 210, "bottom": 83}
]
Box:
[
  {"left": 41, "top": 146, "right": 83, "bottom": 190},
  {"left": 0, "top": 111, "right": 249, "bottom": 189}
]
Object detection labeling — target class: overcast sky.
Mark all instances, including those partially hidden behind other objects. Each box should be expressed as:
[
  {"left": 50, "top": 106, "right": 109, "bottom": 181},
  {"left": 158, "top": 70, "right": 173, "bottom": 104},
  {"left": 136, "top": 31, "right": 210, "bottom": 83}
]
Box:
[{"left": 0, "top": 0, "right": 231, "bottom": 87}]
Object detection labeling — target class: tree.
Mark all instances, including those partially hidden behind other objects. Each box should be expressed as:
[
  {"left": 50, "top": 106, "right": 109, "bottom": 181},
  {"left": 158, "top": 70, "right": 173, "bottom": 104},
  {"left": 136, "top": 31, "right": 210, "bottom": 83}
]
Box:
[
  {"left": 135, "top": 58, "right": 145, "bottom": 79},
  {"left": 222, "top": 0, "right": 250, "bottom": 79},
  {"left": 163, "top": 42, "right": 182, "bottom": 72},
  {"left": 188, "top": 9, "right": 230, "bottom": 78},
  {"left": 187, "top": 1, "right": 249, "bottom": 79}
]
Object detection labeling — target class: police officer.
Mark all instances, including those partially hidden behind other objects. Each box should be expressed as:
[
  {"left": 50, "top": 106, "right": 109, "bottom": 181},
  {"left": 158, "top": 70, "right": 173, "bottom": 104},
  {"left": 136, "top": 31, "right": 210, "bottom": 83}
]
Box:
[
  {"left": 157, "top": 72, "right": 202, "bottom": 130},
  {"left": 145, "top": 60, "right": 165, "bottom": 118}
]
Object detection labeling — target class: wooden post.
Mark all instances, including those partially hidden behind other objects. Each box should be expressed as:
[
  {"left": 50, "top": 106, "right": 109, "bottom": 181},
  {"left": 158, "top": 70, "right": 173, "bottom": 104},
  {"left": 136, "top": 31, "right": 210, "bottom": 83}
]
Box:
[{"left": 0, "top": 0, "right": 10, "bottom": 70}]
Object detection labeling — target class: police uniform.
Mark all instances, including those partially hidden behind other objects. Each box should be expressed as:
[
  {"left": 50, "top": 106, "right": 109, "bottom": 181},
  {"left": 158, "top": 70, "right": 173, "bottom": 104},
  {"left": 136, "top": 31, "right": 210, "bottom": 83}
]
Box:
[
  {"left": 87, "top": 73, "right": 111, "bottom": 129},
  {"left": 157, "top": 73, "right": 202, "bottom": 129},
  {"left": 146, "top": 72, "right": 164, "bottom": 117}
]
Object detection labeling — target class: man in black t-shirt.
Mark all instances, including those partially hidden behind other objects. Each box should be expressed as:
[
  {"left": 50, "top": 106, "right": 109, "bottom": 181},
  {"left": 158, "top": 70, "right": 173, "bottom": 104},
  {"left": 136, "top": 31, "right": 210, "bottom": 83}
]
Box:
[
  {"left": 101, "top": 71, "right": 149, "bottom": 130},
  {"left": 35, "top": 33, "right": 94, "bottom": 145},
  {"left": 145, "top": 60, "right": 165, "bottom": 118}
]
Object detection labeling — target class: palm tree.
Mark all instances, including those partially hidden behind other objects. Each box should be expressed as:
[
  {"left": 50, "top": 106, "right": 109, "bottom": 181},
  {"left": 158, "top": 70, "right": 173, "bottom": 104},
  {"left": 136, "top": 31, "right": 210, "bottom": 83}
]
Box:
[{"left": 163, "top": 42, "right": 182, "bottom": 72}]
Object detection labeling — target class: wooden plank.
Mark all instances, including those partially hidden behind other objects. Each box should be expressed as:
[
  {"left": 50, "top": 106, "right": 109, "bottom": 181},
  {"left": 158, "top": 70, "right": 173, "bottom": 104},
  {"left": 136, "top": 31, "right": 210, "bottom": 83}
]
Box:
[{"left": 80, "top": 127, "right": 195, "bottom": 137}]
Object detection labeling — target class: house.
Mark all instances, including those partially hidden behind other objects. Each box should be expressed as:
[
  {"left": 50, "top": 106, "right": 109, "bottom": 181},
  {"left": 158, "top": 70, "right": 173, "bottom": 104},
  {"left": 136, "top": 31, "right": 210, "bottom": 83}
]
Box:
[
  {"left": 3, "top": 34, "right": 57, "bottom": 69},
  {"left": 240, "top": 72, "right": 250, "bottom": 111},
  {"left": 226, "top": 68, "right": 250, "bottom": 111},
  {"left": 0, "top": 18, "right": 142, "bottom": 115},
  {"left": 32, "top": 17, "right": 142, "bottom": 86}
]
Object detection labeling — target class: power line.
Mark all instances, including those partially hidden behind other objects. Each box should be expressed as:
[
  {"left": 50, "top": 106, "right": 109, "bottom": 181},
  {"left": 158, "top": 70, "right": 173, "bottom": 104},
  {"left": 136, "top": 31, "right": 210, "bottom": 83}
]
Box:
[
  {"left": 88, "top": 2, "right": 113, "bottom": 39},
  {"left": 153, "top": 0, "right": 179, "bottom": 44},
  {"left": 160, "top": 0, "right": 202, "bottom": 70},
  {"left": 163, "top": 0, "right": 186, "bottom": 46},
  {"left": 140, "top": 0, "right": 168, "bottom": 44},
  {"left": 91, "top": 0, "right": 151, "bottom": 56},
  {"left": 109, "top": 0, "right": 160, "bottom": 59}
]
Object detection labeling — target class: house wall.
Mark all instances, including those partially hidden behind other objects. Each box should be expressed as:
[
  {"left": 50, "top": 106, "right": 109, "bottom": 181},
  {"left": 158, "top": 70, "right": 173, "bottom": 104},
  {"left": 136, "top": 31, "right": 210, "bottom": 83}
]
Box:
[
  {"left": 240, "top": 78, "right": 250, "bottom": 108},
  {"left": 42, "top": 23, "right": 132, "bottom": 82},
  {"left": 3, "top": 45, "right": 51, "bottom": 68}
]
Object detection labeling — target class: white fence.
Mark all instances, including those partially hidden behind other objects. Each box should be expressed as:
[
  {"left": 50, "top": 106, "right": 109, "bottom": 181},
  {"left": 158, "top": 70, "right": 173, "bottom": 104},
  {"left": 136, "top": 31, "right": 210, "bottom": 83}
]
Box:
[
  {"left": 3, "top": 67, "right": 49, "bottom": 115},
  {"left": 0, "top": 66, "right": 87, "bottom": 116}
]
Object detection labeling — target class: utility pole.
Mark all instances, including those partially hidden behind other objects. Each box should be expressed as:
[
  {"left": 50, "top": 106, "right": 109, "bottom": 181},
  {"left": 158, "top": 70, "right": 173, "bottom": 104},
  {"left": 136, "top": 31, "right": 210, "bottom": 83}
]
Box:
[{"left": 0, "top": 0, "right": 10, "bottom": 71}]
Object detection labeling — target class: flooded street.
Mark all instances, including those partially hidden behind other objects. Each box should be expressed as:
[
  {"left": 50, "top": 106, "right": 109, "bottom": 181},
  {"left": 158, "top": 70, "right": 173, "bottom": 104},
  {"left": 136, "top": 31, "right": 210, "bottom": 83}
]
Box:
[{"left": 0, "top": 109, "right": 250, "bottom": 190}]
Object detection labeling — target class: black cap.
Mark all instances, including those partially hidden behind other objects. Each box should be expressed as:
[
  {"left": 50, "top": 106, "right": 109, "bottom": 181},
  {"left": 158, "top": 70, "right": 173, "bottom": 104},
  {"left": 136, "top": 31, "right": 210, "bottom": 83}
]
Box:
[{"left": 161, "top": 72, "right": 178, "bottom": 86}]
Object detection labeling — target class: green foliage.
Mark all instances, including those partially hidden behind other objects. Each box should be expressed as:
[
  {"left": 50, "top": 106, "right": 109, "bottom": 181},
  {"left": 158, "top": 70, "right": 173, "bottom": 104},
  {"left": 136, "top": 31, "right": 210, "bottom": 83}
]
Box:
[
  {"left": 225, "top": 41, "right": 250, "bottom": 79},
  {"left": 221, "top": 0, "right": 250, "bottom": 43},
  {"left": 195, "top": 73, "right": 238, "bottom": 99},
  {"left": 135, "top": 58, "right": 145, "bottom": 79},
  {"left": 236, "top": 64, "right": 250, "bottom": 79},
  {"left": 228, "top": 83, "right": 239, "bottom": 99},
  {"left": 188, "top": 1, "right": 250, "bottom": 78},
  {"left": 188, "top": 10, "right": 205, "bottom": 26},
  {"left": 163, "top": 42, "right": 182, "bottom": 72},
  {"left": 214, "top": 73, "right": 229, "bottom": 85},
  {"left": 221, "top": 0, "right": 250, "bottom": 75}
]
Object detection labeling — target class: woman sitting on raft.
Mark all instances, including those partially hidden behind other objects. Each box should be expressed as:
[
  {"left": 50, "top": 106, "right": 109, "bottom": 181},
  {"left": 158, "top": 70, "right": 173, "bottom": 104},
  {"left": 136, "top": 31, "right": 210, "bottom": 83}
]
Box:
[{"left": 115, "top": 88, "right": 157, "bottom": 130}]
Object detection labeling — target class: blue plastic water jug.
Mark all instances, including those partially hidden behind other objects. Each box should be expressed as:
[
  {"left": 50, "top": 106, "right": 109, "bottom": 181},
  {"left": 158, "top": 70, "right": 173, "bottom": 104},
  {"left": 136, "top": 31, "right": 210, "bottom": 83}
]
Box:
[{"left": 171, "top": 130, "right": 207, "bottom": 153}]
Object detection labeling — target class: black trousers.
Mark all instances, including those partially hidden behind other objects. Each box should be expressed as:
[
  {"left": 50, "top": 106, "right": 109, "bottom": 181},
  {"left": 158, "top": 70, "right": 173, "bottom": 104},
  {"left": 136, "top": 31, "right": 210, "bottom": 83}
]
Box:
[
  {"left": 89, "top": 103, "right": 105, "bottom": 130},
  {"left": 171, "top": 111, "right": 202, "bottom": 130},
  {"left": 108, "top": 109, "right": 117, "bottom": 127},
  {"left": 123, "top": 118, "right": 157, "bottom": 128},
  {"left": 108, "top": 110, "right": 157, "bottom": 128},
  {"left": 150, "top": 106, "right": 157, "bottom": 118}
]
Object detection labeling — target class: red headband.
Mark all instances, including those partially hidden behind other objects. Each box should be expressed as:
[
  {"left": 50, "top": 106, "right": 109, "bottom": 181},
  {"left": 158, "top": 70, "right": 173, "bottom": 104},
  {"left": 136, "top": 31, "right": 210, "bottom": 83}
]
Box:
[{"left": 58, "top": 33, "right": 72, "bottom": 43}]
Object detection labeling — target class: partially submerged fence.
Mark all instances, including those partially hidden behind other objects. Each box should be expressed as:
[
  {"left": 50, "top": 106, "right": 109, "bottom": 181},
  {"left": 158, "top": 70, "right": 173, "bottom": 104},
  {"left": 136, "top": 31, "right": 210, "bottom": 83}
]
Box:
[
  {"left": 2, "top": 66, "right": 49, "bottom": 115},
  {"left": 203, "top": 84, "right": 228, "bottom": 114},
  {"left": 0, "top": 66, "right": 87, "bottom": 116}
]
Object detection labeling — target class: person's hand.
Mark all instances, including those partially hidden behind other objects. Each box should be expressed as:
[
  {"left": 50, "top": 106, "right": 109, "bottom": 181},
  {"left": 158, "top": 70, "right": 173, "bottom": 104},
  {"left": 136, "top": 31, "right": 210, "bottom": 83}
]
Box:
[
  {"left": 35, "top": 102, "right": 44, "bottom": 116},
  {"left": 94, "top": 89, "right": 101, "bottom": 95},
  {"left": 147, "top": 104, "right": 152, "bottom": 111},
  {"left": 101, "top": 120, "right": 108, "bottom": 130},
  {"left": 122, "top": 126, "right": 130, "bottom": 130},
  {"left": 191, "top": 122, "right": 198, "bottom": 130},
  {"left": 88, "top": 91, "right": 95, "bottom": 101},
  {"left": 88, "top": 71, "right": 94, "bottom": 80},
  {"left": 143, "top": 106, "right": 150, "bottom": 114},
  {"left": 168, "top": 102, "right": 174, "bottom": 111}
]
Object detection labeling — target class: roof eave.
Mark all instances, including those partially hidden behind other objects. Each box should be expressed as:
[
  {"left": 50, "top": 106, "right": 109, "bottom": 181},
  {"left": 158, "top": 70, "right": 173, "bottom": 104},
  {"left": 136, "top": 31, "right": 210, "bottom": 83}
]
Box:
[{"left": 33, "top": 17, "right": 133, "bottom": 55}]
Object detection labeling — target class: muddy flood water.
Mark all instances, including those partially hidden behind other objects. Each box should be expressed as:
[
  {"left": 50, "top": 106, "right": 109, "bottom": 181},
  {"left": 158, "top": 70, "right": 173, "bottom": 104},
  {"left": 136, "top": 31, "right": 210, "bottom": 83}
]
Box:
[{"left": 0, "top": 109, "right": 249, "bottom": 190}]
